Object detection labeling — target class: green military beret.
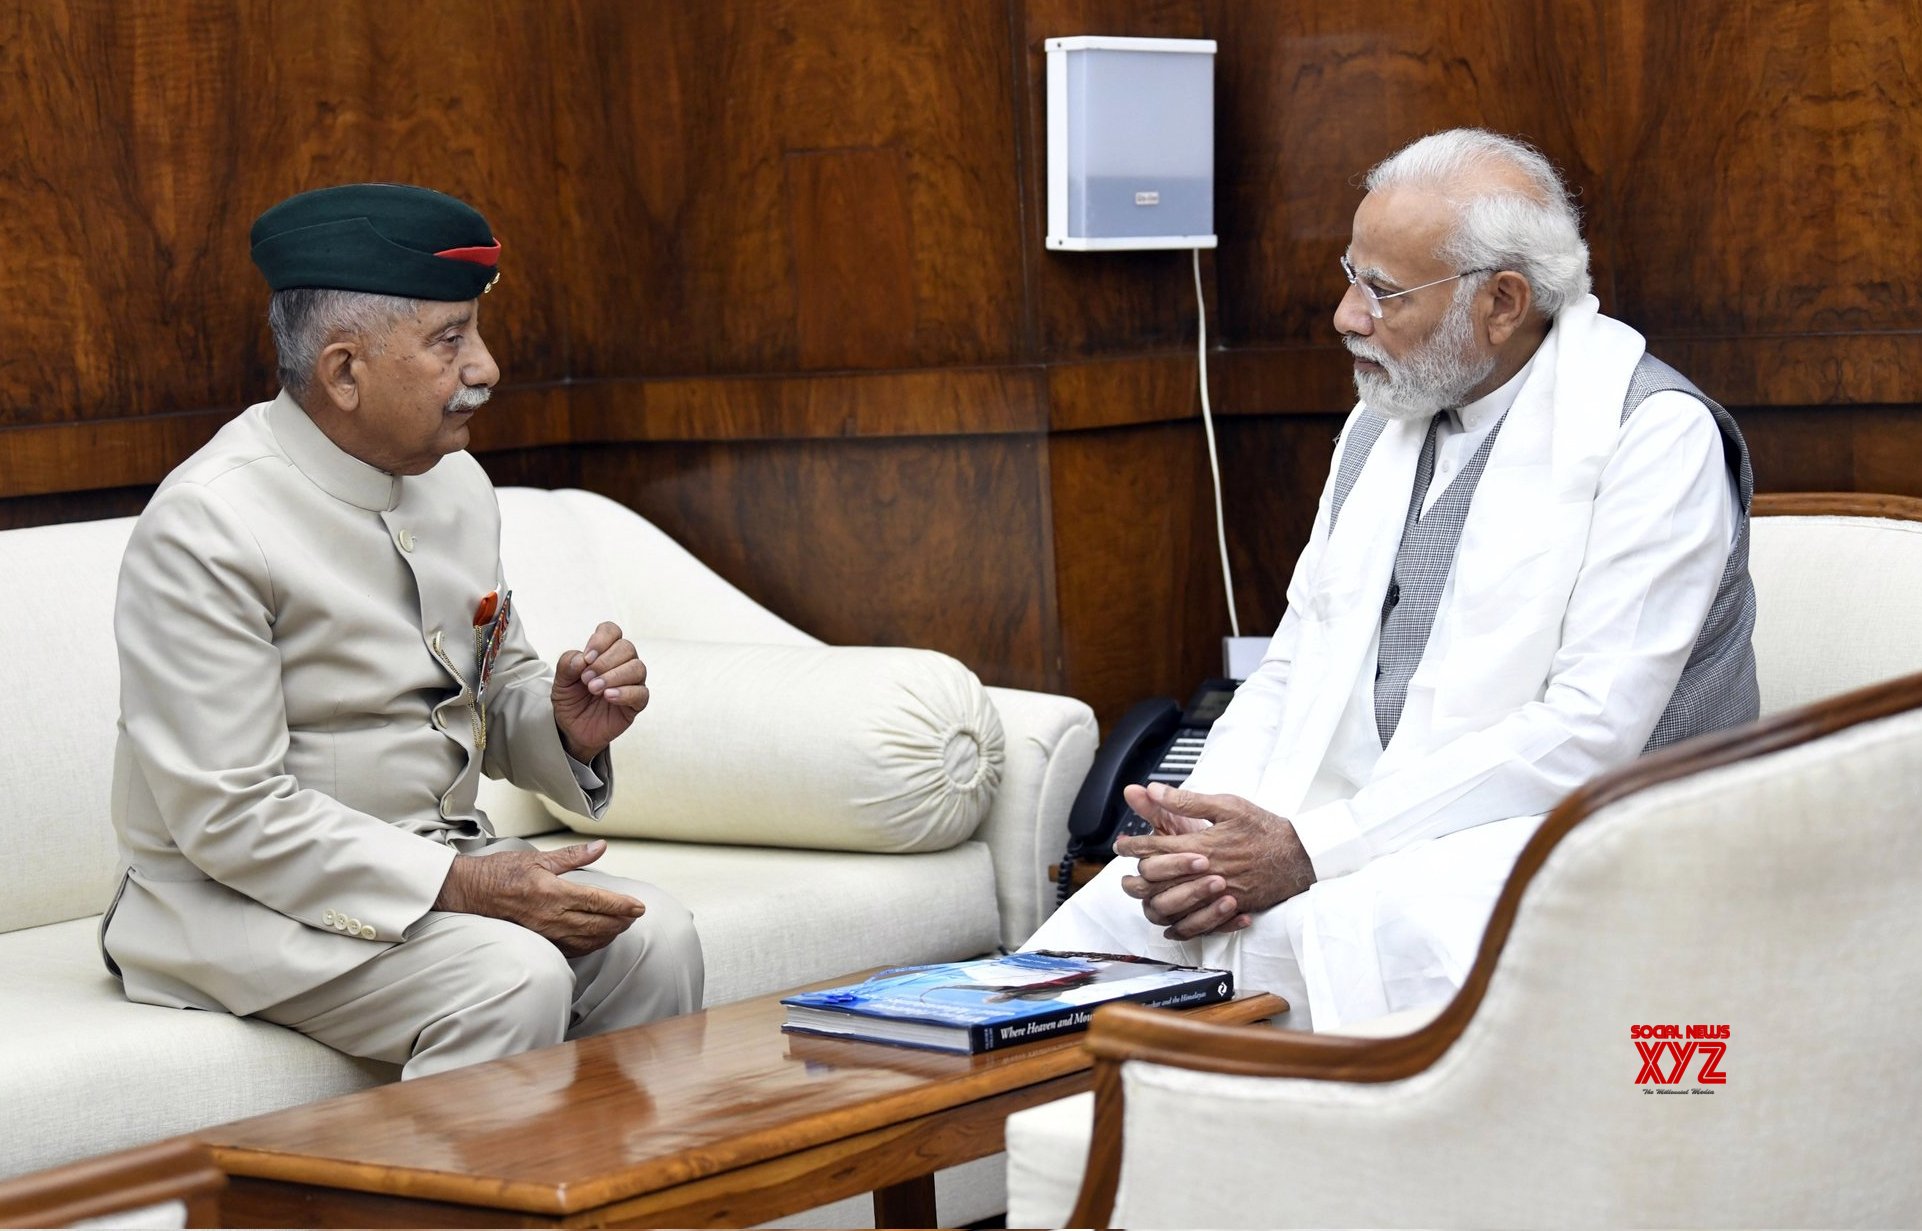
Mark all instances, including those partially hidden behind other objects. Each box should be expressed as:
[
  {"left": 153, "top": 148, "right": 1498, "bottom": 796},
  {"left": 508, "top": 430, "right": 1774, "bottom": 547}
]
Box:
[{"left": 250, "top": 183, "right": 501, "bottom": 301}]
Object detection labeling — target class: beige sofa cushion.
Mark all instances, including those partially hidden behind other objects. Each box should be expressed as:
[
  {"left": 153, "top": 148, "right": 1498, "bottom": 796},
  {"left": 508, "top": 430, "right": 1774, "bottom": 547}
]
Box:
[
  {"left": 1749, "top": 512, "right": 1922, "bottom": 714},
  {"left": 531, "top": 833, "right": 1002, "bottom": 1007},
  {"left": 544, "top": 641, "right": 1004, "bottom": 853},
  {"left": 1, "top": 517, "right": 135, "bottom": 932},
  {"left": 0, "top": 918, "right": 391, "bottom": 1179}
]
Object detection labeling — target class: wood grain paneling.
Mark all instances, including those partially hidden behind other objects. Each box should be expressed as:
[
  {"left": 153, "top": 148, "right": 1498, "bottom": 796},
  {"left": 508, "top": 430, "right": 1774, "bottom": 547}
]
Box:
[
  {"left": 1215, "top": 412, "right": 1346, "bottom": 637},
  {"left": 1645, "top": 334, "right": 1922, "bottom": 408},
  {"left": 548, "top": 0, "right": 1027, "bottom": 378},
  {"left": 1609, "top": 0, "right": 1922, "bottom": 338},
  {"left": 479, "top": 368, "right": 1052, "bottom": 450},
  {"left": 1216, "top": 345, "right": 1358, "bottom": 415},
  {"left": 575, "top": 435, "right": 1058, "bottom": 693},
  {"left": 0, "top": 486, "right": 153, "bottom": 533},
  {"left": 0, "top": 367, "right": 1051, "bottom": 500},
  {"left": 1733, "top": 405, "right": 1922, "bottom": 500},
  {"left": 0, "top": 1, "right": 566, "bottom": 426},
  {"left": 1050, "top": 420, "right": 1229, "bottom": 728},
  {"left": 786, "top": 148, "right": 919, "bottom": 371},
  {"left": 1048, "top": 353, "right": 1199, "bottom": 432}
]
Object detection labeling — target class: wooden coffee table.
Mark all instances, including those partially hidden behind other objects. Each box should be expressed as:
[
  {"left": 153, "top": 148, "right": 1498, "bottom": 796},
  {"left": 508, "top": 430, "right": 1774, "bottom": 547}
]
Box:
[{"left": 200, "top": 975, "right": 1285, "bottom": 1228}]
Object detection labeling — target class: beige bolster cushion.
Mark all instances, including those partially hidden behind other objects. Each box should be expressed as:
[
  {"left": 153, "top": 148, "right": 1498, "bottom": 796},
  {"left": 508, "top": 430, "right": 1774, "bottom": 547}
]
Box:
[{"left": 544, "top": 640, "right": 1005, "bottom": 852}]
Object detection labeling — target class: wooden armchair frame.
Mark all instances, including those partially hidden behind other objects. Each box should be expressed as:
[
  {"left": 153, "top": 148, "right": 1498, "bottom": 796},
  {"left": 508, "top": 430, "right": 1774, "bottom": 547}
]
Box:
[
  {"left": 1750, "top": 491, "right": 1922, "bottom": 520},
  {"left": 0, "top": 1138, "right": 224, "bottom": 1229},
  {"left": 1066, "top": 490, "right": 1922, "bottom": 1229}
]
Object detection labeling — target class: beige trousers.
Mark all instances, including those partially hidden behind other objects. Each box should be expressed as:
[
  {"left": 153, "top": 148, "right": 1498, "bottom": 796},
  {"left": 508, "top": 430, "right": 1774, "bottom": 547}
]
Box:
[{"left": 257, "top": 841, "right": 704, "bottom": 1078}]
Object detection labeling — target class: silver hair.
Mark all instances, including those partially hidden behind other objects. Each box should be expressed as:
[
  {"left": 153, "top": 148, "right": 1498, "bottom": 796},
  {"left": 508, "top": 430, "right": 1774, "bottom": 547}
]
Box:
[
  {"left": 266, "top": 288, "right": 423, "bottom": 400},
  {"left": 1363, "top": 128, "right": 1592, "bottom": 317}
]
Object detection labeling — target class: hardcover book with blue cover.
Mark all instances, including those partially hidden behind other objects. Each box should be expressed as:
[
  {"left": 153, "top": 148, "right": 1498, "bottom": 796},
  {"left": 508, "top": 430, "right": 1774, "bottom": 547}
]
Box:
[{"left": 780, "top": 951, "right": 1234, "bottom": 1053}]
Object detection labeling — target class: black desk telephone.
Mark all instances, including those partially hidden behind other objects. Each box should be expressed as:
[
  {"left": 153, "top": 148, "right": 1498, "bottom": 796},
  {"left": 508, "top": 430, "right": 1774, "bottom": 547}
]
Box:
[{"left": 1057, "top": 678, "right": 1240, "bottom": 905}]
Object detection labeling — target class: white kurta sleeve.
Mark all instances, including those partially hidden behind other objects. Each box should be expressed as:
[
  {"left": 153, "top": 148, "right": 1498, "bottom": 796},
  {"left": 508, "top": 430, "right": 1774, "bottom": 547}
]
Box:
[{"left": 1289, "top": 391, "right": 1736, "bottom": 879}]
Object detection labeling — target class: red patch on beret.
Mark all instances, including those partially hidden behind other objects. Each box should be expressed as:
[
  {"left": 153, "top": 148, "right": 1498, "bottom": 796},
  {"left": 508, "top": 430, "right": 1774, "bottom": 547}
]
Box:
[{"left": 434, "top": 241, "right": 500, "bottom": 267}]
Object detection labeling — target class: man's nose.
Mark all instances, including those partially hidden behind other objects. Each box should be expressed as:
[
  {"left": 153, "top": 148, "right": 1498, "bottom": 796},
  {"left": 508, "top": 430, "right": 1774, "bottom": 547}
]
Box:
[
  {"left": 1334, "top": 283, "right": 1375, "bottom": 338},
  {"left": 465, "top": 332, "right": 501, "bottom": 388}
]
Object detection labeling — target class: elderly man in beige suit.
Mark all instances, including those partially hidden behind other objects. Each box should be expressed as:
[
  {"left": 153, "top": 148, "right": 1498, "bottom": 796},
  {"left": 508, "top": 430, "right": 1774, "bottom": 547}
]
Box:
[{"left": 100, "top": 184, "right": 703, "bottom": 1077}]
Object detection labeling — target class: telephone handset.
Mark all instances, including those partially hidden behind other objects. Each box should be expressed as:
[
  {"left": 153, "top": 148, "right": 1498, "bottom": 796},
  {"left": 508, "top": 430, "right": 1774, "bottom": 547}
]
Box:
[{"left": 1057, "top": 678, "right": 1240, "bottom": 905}]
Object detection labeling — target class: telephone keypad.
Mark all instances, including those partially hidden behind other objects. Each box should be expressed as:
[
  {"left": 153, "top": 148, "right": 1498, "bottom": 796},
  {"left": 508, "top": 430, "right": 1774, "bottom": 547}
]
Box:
[{"left": 1147, "top": 730, "right": 1208, "bottom": 784}]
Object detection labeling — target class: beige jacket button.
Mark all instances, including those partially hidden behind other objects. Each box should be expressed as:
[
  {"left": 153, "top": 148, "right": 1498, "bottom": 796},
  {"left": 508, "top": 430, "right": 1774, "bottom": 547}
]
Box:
[
  {"left": 346, "top": 917, "right": 362, "bottom": 934},
  {"left": 334, "top": 917, "right": 349, "bottom": 931},
  {"left": 359, "top": 924, "right": 377, "bottom": 939},
  {"left": 397, "top": 529, "right": 416, "bottom": 552},
  {"left": 323, "top": 909, "right": 337, "bottom": 926}
]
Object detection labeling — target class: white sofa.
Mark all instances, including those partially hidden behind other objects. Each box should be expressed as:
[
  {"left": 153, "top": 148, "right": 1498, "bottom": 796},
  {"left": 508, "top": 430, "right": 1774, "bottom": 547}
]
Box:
[{"left": 0, "top": 485, "right": 1097, "bottom": 1222}]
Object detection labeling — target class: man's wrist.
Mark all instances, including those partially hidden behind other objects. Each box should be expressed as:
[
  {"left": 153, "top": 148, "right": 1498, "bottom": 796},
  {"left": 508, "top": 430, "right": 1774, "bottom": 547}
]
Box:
[
  {"left": 435, "top": 854, "right": 476, "bottom": 913},
  {"left": 1288, "top": 800, "right": 1369, "bottom": 881},
  {"left": 558, "top": 726, "right": 604, "bottom": 766}
]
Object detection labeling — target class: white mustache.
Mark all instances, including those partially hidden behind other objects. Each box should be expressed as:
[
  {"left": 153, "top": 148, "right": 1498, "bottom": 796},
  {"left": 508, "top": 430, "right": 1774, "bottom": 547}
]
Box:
[
  {"left": 444, "top": 385, "right": 493, "bottom": 414},
  {"left": 1344, "top": 336, "right": 1391, "bottom": 366}
]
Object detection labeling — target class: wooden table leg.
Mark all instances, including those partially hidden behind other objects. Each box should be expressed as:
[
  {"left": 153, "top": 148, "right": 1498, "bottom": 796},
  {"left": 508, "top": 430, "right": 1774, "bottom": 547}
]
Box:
[{"left": 872, "top": 1174, "right": 937, "bottom": 1228}]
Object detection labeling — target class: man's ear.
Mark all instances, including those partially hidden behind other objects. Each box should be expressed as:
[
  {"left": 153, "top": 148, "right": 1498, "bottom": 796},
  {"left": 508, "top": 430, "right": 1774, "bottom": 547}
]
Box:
[
  {"left": 1482, "top": 271, "right": 1535, "bottom": 348},
  {"left": 315, "top": 338, "right": 363, "bottom": 413}
]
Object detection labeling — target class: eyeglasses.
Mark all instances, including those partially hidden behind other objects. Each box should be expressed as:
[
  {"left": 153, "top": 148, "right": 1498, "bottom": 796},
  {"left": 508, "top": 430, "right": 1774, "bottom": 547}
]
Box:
[{"left": 1341, "top": 255, "right": 1495, "bottom": 319}]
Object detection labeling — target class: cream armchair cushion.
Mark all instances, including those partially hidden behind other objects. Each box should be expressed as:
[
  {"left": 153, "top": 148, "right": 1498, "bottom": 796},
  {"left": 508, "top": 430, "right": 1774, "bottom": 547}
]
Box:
[{"left": 1749, "top": 495, "right": 1922, "bottom": 713}]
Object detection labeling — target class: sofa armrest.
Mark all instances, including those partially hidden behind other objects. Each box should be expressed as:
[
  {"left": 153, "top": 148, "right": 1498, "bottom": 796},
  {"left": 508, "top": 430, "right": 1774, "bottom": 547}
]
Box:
[{"left": 977, "top": 685, "right": 1098, "bottom": 949}]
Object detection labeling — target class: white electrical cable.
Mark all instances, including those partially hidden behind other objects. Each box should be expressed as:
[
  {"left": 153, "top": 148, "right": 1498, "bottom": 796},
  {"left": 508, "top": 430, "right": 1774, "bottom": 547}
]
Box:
[{"left": 1194, "top": 247, "right": 1240, "bottom": 637}]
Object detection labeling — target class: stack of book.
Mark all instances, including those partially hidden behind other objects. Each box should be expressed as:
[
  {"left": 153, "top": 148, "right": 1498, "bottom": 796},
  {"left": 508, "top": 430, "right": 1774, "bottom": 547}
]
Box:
[{"left": 780, "top": 950, "right": 1233, "bottom": 1054}]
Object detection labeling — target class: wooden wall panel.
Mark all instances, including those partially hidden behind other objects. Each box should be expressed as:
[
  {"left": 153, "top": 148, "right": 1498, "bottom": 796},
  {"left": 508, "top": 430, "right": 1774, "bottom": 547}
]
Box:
[
  {"left": 0, "top": 0, "right": 567, "bottom": 426},
  {"left": 1737, "top": 405, "right": 1922, "bottom": 500},
  {"left": 548, "top": 0, "right": 1028, "bottom": 378},
  {"left": 1847, "top": 409, "right": 1922, "bottom": 499},
  {"left": 574, "top": 434, "right": 1058, "bottom": 693},
  {"left": 1214, "top": 413, "right": 1345, "bottom": 637},
  {"left": 1050, "top": 420, "right": 1227, "bottom": 728},
  {"left": 1609, "top": 0, "right": 1922, "bottom": 340},
  {"left": 0, "top": 487, "right": 152, "bottom": 534},
  {"left": 786, "top": 148, "right": 919, "bottom": 371}
]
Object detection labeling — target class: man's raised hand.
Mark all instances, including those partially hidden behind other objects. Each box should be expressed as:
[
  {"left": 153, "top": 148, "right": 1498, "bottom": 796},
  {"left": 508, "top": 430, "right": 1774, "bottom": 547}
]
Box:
[
  {"left": 1115, "top": 785, "right": 1317, "bottom": 941},
  {"left": 434, "top": 840, "right": 645, "bottom": 958},
  {"left": 553, "top": 620, "right": 648, "bottom": 764}
]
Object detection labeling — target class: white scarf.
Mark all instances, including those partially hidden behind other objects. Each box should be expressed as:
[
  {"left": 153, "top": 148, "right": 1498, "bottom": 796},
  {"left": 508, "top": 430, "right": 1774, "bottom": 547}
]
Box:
[{"left": 1255, "top": 294, "right": 1648, "bottom": 814}]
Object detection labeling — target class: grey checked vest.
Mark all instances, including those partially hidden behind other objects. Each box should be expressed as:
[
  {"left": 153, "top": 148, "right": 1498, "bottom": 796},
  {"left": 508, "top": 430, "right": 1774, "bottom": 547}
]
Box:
[{"left": 1329, "top": 353, "right": 1759, "bottom": 752}]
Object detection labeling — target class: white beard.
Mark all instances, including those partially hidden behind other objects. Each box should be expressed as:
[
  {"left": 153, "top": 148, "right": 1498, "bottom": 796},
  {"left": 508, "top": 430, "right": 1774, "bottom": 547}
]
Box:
[{"left": 1347, "top": 289, "right": 1496, "bottom": 421}]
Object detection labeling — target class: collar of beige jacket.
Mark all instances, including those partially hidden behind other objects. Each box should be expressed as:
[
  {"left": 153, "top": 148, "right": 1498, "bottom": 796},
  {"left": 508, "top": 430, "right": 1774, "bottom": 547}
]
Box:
[{"left": 266, "top": 390, "right": 403, "bottom": 512}]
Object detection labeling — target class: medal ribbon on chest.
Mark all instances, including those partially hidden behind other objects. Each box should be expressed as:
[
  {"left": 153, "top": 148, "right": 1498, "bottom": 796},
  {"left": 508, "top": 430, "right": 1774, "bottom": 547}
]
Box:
[{"left": 471, "top": 589, "right": 513, "bottom": 751}]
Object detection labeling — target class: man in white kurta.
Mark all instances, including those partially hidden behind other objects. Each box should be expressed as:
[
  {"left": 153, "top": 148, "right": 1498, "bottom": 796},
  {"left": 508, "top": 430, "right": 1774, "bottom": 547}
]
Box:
[{"left": 1026, "top": 129, "right": 1757, "bottom": 1030}]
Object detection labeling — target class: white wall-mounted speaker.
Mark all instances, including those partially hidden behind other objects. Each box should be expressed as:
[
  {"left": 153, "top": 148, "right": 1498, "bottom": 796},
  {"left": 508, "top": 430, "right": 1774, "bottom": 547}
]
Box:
[{"left": 1045, "top": 35, "right": 1217, "bottom": 252}]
